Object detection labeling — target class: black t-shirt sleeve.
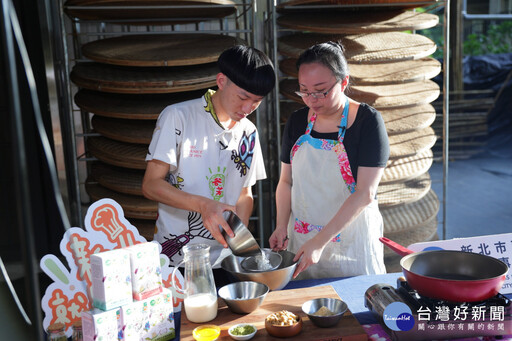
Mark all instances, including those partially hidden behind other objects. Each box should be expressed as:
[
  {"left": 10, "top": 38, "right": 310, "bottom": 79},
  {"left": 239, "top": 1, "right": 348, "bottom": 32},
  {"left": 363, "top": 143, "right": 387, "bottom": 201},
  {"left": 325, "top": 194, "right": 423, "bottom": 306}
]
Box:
[
  {"left": 280, "top": 107, "right": 309, "bottom": 164},
  {"left": 352, "top": 103, "right": 389, "bottom": 168}
]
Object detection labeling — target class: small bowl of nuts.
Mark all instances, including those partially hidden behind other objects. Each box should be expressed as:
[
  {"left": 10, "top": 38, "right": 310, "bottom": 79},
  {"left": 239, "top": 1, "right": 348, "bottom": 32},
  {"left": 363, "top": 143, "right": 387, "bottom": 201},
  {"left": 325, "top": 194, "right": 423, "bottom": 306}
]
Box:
[{"left": 264, "top": 310, "right": 303, "bottom": 338}]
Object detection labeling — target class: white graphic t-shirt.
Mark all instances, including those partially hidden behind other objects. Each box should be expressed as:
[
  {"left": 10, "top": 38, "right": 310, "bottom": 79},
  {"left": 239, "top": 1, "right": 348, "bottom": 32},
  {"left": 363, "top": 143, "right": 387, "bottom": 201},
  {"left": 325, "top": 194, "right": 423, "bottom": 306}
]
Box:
[{"left": 146, "top": 90, "right": 266, "bottom": 267}]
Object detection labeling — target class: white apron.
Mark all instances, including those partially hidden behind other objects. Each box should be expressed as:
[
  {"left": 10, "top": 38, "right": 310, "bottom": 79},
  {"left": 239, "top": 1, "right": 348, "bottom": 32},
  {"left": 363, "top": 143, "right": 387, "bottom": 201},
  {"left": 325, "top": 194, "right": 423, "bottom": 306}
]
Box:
[{"left": 288, "top": 99, "right": 386, "bottom": 279}]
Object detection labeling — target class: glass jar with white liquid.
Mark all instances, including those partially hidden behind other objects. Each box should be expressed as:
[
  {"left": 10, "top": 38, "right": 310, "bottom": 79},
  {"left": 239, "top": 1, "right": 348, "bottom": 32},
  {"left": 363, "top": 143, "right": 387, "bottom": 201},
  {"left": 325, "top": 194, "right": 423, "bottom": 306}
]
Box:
[{"left": 172, "top": 244, "right": 218, "bottom": 323}]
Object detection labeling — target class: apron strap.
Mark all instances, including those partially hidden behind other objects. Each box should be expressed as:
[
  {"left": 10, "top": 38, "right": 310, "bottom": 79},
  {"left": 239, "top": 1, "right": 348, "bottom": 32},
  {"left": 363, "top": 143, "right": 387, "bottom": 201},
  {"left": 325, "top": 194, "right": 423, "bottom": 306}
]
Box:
[
  {"left": 337, "top": 97, "right": 349, "bottom": 142},
  {"left": 304, "top": 113, "right": 316, "bottom": 135},
  {"left": 305, "top": 97, "right": 349, "bottom": 140}
]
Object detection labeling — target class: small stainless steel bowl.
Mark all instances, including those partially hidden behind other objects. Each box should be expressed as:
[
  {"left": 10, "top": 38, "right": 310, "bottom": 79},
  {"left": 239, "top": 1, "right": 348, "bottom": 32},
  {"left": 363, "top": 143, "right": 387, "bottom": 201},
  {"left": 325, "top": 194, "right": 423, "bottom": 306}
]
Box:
[
  {"left": 222, "top": 211, "right": 261, "bottom": 257},
  {"left": 301, "top": 298, "right": 347, "bottom": 328},
  {"left": 241, "top": 249, "right": 282, "bottom": 272},
  {"left": 221, "top": 249, "right": 298, "bottom": 290},
  {"left": 218, "top": 281, "right": 269, "bottom": 314}
]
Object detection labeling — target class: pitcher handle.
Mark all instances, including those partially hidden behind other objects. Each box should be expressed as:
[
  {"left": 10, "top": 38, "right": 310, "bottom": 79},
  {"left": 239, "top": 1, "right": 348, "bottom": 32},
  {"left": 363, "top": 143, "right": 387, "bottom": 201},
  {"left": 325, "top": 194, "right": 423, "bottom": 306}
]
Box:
[{"left": 171, "top": 260, "right": 186, "bottom": 296}]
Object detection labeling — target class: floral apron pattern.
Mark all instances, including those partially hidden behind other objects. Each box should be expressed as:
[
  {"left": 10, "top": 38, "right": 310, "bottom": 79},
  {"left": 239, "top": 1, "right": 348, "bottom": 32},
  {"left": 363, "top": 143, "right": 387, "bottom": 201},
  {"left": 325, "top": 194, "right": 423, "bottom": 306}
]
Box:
[
  {"left": 290, "top": 98, "right": 353, "bottom": 240},
  {"left": 287, "top": 98, "right": 386, "bottom": 278}
]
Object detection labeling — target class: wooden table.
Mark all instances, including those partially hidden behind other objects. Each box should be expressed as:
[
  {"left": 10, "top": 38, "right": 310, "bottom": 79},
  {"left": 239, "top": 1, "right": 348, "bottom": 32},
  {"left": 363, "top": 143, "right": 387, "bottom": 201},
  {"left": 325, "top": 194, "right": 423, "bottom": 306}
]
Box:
[{"left": 180, "top": 285, "right": 368, "bottom": 340}]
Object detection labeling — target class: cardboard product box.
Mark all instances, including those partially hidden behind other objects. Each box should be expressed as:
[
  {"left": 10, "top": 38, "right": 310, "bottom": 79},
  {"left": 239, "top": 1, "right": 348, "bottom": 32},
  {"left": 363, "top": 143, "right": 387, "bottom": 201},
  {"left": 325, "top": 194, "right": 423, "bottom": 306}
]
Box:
[
  {"left": 82, "top": 308, "right": 120, "bottom": 341},
  {"left": 126, "top": 242, "right": 163, "bottom": 301},
  {"left": 91, "top": 248, "right": 133, "bottom": 311},
  {"left": 119, "top": 299, "right": 148, "bottom": 341},
  {"left": 140, "top": 288, "right": 176, "bottom": 341},
  {"left": 119, "top": 288, "right": 175, "bottom": 341}
]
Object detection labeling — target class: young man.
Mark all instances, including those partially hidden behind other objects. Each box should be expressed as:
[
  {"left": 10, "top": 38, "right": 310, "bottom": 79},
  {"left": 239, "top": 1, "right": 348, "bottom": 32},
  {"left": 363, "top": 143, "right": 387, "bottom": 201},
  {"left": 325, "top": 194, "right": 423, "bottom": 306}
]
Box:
[{"left": 142, "top": 45, "right": 275, "bottom": 276}]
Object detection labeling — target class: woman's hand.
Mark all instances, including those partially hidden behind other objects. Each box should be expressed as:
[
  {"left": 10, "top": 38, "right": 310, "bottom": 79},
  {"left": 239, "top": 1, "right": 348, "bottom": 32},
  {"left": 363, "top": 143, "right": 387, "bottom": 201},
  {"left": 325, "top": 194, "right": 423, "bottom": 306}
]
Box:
[
  {"left": 269, "top": 227, "right": 289, "bottom": 251},
  {"left": 292, "top": 237, "right": 327, "bottom": 278}
]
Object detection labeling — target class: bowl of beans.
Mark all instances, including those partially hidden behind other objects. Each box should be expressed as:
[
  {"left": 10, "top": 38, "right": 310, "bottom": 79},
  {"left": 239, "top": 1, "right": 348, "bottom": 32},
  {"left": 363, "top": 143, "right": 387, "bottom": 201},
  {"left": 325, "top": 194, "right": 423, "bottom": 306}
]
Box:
[{"left": 264, "top": 310, "right": 302, "bottom": 338}]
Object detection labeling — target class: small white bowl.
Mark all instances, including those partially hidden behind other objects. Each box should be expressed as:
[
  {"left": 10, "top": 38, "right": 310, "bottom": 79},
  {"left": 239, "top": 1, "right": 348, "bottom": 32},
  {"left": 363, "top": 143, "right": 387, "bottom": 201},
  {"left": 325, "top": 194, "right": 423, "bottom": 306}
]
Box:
[{"left": 228, "top": 323, "right": 257, "bottom": 340}]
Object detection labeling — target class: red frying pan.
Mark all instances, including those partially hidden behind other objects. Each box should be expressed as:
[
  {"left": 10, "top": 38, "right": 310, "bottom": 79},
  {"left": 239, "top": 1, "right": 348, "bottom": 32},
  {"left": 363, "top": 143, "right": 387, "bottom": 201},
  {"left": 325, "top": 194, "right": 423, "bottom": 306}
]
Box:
[{"left": 380, "top": 237, "right": 508, "bottom": 302}]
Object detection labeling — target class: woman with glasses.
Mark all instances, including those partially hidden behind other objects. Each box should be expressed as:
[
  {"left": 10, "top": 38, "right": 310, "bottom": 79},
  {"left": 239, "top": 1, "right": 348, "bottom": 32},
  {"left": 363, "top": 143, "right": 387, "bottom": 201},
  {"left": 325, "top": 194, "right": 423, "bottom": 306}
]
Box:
[{"left": 270, "top": 42, "right": 389, "bottom": 279}]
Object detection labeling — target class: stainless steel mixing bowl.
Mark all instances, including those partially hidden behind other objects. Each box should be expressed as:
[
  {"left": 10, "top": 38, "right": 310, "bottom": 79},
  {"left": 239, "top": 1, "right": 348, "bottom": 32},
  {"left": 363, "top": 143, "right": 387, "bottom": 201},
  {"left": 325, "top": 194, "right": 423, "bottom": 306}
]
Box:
[
  {"left": 218, "top": 281, "right": 269, "bottom": 314},
  {"left": 220, "top": 249, "right": 298, "bottom": 290}
]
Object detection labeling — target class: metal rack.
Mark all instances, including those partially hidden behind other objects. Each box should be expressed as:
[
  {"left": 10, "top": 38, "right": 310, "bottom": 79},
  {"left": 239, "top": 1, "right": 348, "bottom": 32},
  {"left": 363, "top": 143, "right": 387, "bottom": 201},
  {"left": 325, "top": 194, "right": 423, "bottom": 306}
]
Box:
[
  {"left": 265, "top": 0, "right": 451, "bottom": 240},
  {"left": 50, "top": 0, "right": 451, "bottom": 244},
  {"left": 52, "top": 0, "right": 271, "bottom": 243}
]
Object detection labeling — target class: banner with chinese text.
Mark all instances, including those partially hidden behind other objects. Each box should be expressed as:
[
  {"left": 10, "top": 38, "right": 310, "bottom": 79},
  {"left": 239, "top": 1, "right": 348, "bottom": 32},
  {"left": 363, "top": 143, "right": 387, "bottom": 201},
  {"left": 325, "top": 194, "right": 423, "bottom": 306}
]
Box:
[{"left": 408, "top": 233, "right": 511, "bottom": 294}]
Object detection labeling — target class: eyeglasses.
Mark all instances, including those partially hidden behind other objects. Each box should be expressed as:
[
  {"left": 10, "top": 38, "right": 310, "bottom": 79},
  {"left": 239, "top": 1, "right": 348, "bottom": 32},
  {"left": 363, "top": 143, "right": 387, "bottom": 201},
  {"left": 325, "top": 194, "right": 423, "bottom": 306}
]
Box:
[{"left": 295, "top": 81, "right": 339, "bottom": 99}]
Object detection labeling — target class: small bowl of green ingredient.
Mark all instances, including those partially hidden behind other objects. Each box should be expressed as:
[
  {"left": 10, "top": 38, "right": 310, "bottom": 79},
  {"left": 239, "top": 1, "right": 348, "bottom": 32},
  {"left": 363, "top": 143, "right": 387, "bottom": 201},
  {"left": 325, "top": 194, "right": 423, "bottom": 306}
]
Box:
[{"left": 228, "top": 323, "right": 257, "bottom": 340}]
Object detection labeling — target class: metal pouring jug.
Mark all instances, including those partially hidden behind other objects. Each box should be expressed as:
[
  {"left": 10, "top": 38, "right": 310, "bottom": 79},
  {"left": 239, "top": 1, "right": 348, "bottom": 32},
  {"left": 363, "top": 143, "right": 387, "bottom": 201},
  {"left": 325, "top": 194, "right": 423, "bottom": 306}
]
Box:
[
  {"left": 172, "top": 244, "right": 217, "bottom": 323},
  {"left": 221, "top": 211, "right": 261, "bottom": 257},
  {"left": 221, "top": 211, "right": 282, "bottom": 271}
]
